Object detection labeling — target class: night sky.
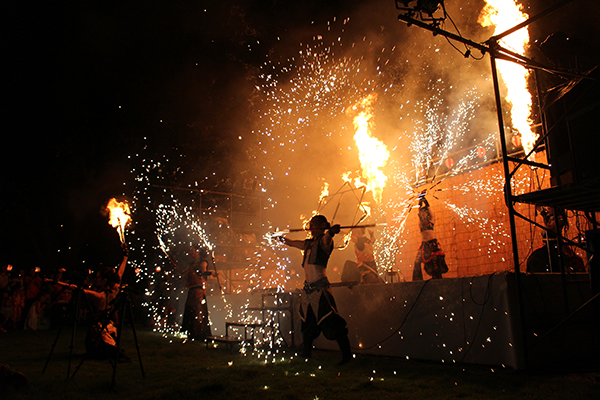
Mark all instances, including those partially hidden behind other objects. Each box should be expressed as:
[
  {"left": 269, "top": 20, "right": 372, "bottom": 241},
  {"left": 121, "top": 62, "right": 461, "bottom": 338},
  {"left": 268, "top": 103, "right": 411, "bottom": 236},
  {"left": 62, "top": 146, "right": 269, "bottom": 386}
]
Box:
[
  {"left": 3, "top": 0, "right": 364, "bottom": 270},
  {"left": 3, "top": 0, "right": 599, "bottom": 275}
]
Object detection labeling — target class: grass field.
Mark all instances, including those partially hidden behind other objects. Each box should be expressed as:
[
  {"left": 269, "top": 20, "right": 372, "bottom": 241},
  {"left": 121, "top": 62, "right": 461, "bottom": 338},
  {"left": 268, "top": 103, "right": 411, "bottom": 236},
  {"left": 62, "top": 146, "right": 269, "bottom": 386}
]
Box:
[{"left": 1, "top": 326, "right": 599, "bottom": 400}]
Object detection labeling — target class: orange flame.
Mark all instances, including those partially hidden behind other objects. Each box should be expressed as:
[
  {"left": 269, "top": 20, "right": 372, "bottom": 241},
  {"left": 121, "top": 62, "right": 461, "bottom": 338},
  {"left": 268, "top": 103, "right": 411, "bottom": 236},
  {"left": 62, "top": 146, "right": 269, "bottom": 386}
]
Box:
[
  {"left": 319, "top": 181, "right": 329, "bottom": 203},
  {"left": 106, "top": 198, "right": 131, "bottom": 244},
  {"left": 479, "top": 0, "right": 537, "bottom": 156},
  {"left": 349, "top": 94, "right": 389, "bottom": 204}
]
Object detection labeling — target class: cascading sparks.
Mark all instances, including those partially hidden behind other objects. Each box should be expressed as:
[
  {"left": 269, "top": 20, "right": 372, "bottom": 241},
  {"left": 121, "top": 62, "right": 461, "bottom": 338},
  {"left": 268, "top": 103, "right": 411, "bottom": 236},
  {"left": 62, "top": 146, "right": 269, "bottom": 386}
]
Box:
[
  {"left": 478, "top": 0, "right": 537, "bottom": 156},
  {"left": 349, "top": 94, "right": 390, "bottom": 204}
]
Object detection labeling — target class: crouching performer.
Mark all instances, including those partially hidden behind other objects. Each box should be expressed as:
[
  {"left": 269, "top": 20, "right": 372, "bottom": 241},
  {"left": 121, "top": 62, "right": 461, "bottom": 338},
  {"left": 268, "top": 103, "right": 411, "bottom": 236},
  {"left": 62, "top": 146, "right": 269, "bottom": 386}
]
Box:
[{"left": 278, "top": 215, "right": 352, "bottom": 364}]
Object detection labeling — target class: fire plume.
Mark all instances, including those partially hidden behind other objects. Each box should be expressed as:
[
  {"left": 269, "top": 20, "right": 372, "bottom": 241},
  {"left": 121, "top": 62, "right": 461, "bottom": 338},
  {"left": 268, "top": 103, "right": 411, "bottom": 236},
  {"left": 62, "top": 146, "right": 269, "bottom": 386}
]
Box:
[
  {"left": 350, "top": 94, "right": 389, "bottom": 204},
  {"left": 479, "top": 0, "right": 537, "bottom": 156},
  {"left": 106, "top": 198, "right": 131, "bottom": 244}
]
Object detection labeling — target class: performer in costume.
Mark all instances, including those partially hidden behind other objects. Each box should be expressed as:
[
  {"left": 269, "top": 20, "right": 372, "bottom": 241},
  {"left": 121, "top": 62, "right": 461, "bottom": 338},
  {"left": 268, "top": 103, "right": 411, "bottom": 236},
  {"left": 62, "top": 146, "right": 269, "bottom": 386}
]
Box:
[
  {"left": 53, "top": 246, "right": 129, "bottom": 359},
  {"left": 350, "top": 227, "right": 383, "bottom": 284},
  {"left": 181, "top": 245, "right": 216, "bottom": 340},
  {"left": 413, "top": 194, "right": 448, "bottom": 280},
  {"left": 278, "top": 215, "right": 352, "bottom": 364}
]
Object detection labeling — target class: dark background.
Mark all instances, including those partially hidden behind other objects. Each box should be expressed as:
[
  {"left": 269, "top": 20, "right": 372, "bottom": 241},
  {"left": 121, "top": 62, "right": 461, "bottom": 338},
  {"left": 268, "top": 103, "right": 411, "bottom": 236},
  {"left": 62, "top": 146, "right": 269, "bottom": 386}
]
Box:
[{"left": 3, "top": 0, "right": 365, "bottom": 272}]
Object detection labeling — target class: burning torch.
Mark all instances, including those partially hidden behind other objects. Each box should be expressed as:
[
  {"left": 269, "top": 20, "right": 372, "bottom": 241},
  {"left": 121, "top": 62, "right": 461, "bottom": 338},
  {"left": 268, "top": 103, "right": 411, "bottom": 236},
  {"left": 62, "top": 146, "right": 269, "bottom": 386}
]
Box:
[{"left": 105, "top": 198, "right": 132, "bottom": 247}]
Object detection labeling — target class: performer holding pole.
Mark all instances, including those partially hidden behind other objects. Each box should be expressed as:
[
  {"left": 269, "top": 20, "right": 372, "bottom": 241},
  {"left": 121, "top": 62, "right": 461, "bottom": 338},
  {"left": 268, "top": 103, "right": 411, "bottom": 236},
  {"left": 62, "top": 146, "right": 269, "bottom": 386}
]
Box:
[
  {"left": 181, "top": 245, "right": 217, "bottom": 340},
  {"left": 413, "top": 193, "right": 448, "bottom": 281},
  {"left": 51, "top": 244, "right": 129, "bottom": 360},
  {"left": 277, "top": 215, "right": 352, "bottom": 364}
]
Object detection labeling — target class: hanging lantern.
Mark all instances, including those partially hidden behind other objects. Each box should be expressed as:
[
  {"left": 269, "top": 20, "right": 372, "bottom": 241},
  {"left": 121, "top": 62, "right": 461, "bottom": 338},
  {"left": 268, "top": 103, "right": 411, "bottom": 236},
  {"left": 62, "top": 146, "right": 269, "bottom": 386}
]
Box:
[
  {"left": 477, "top": 146, "right": 486, "bottom": 158},
  {"left": 444, "top": 158, "right": 455, "bottom": 169}
]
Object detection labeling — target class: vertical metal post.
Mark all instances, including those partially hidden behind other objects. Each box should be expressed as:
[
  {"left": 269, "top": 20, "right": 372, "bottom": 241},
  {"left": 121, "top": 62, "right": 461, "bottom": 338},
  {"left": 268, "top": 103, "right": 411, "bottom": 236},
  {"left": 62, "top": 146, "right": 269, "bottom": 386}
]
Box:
[
  {"left": 490, "top": 52, "right": 522, "bottom": 275},
  {"left": 490, "top": 52, "right": 528, "bottom": 365}
]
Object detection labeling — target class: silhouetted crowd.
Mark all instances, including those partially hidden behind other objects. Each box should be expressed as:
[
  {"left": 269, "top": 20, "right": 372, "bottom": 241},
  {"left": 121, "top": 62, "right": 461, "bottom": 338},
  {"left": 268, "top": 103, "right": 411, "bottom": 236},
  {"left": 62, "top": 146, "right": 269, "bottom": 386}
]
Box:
[
  {"left": 0, "top": 263, "right": 83, "bottom": 390},
  {"left": 0, "top": 263, "right": 81, "bottom": 333}
]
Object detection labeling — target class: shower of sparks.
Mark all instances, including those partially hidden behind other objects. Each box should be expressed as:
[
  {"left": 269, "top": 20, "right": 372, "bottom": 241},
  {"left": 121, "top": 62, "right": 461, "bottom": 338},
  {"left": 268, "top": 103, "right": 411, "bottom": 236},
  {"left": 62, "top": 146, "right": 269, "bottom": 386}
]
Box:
[
  {"left": 252, "top": 19, "right": 400, "bottom": 279},
  {"left": 127, "top": 152, "right": 237, "bottom": 338},
  {"left": 155, "top": 202, "right": 214, "bottom": 253},
  {"left": 154, "top": 201, "right": 233, "bottom": 337},
  {"left": 375, "top": 81, "right": 502, "bottom": 275},
  {"left": 479, "top": 0, "right": 536, "bottom": 156},
  {"left": 409, "top": 82, "right": 485, "bottom": 183},
  {"left": 251, "top": 14, "right": 529, "bottom": 284},
  {"left": 122, "top": 5, "right": 543, "bottom": 354},
  {"left": 247, "top": 20, "right": 402, "bottom": 359},
  {"left": 253, "top": 17, "right": 393, "bottom": 208},
  {"left": 129, "top": 148, "right": 294, "bottom": 351},
  {"left": 241, "top": 241, "right": 295, "bottom": 293},
  {"left": 445, "top": 202, "right": 508, "bottom": 254}
]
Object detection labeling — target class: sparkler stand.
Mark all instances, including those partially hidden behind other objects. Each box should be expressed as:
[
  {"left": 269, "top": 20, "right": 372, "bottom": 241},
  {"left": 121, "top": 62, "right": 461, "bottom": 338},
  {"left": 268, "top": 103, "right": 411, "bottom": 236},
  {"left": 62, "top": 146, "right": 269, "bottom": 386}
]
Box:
[{"left": 42, "top": 284, "right": 90, "bottom": 380}]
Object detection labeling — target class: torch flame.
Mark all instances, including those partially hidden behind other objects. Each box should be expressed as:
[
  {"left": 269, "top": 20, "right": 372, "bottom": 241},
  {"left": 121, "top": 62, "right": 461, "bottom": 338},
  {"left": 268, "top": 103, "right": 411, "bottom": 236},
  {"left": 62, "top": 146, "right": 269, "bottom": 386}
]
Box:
[
  {"left": 349, "top": 94, "right": 389, "bottom": 204},
  {"left": 479, "top": 0, "right": 537, "bottom": 156},
  {"left": 106, "top": 198, "right": 131, "bottom": 244}
]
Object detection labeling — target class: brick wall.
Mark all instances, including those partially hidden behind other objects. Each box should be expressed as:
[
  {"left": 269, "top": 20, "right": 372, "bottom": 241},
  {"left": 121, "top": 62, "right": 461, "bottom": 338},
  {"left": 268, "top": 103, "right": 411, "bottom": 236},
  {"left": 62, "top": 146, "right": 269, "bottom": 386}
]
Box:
[{"left": 386, "top": 156, "right": 595, "bottom": 281}]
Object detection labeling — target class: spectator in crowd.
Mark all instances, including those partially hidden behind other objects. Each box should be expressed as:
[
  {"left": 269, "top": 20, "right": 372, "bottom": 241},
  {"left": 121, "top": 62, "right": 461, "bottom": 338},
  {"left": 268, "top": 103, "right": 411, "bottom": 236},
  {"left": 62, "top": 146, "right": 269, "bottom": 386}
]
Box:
[
  {"left": 23, "top": 291, "right": 51, "bottom": 330},
  {"left": 0, "top": 264, "right": 10, "bottom": 294},
  {"left": 12, "top": 284, "right": 25, "bottom": 330},
  {"left": 23, "top": 267, "right": 43, "bottom": 322}
]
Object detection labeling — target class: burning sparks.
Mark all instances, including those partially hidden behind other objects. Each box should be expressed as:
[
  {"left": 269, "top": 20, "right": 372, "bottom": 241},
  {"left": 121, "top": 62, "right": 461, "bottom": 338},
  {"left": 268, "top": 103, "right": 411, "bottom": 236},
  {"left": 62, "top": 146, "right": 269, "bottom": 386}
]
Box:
[
  {"left": 479, "top": 0, "right": 537, "bottom": 155},
  {"left": 105, "top": 198, "right": 131, "bottom": 244}
]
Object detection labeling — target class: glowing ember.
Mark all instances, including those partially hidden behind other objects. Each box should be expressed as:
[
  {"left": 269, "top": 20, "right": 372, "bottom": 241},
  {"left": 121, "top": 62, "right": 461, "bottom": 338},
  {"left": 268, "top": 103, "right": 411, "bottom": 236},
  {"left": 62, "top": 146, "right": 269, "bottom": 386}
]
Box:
[
  {"left": 350, "top": 94, "right": 390, "bottom": 204},
  {"left": 479, "top": 0, "right": 537, "bottom": 156},
  {"left": 105, "top": 198, "right": 131, "bottom": 244}
]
